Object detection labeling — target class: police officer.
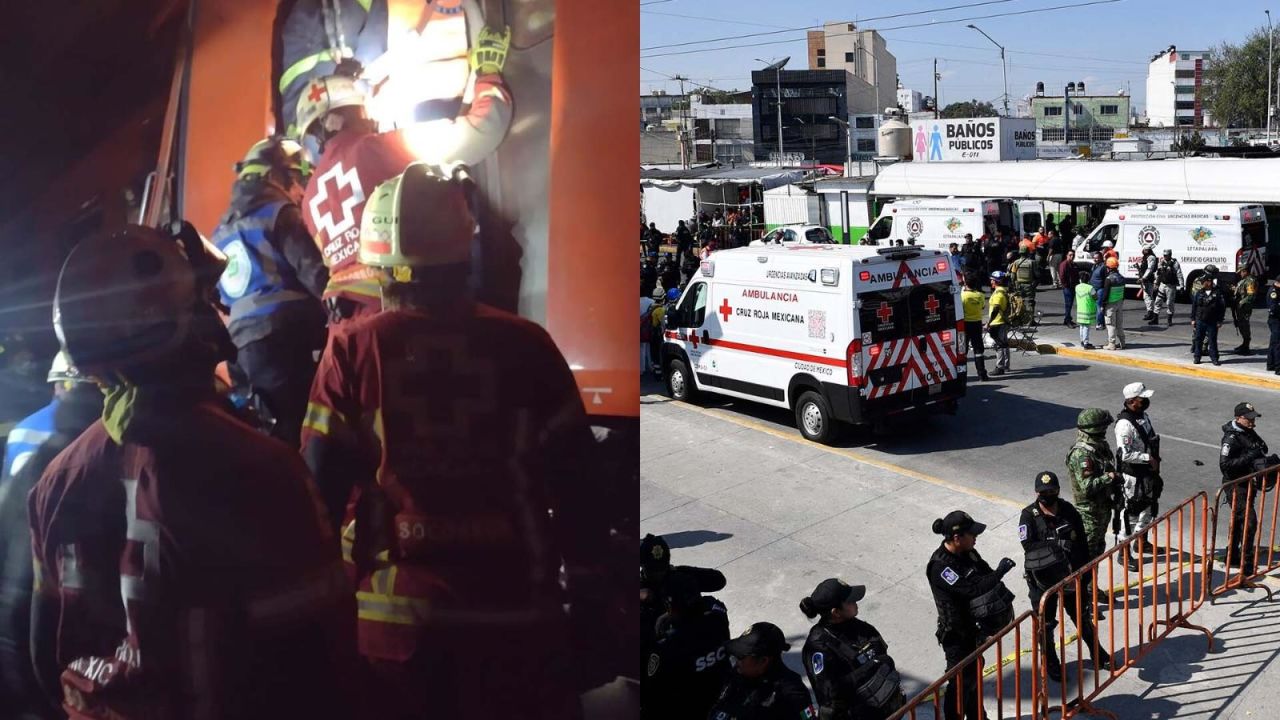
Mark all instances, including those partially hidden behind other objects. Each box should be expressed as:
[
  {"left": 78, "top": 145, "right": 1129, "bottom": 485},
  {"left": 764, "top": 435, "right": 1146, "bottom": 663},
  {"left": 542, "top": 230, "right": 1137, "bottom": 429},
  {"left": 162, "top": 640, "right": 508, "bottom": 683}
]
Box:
[
  {"left": 1010, "top": 243, "right": 1039, "bottom": 324},
  {"left": 641, "top": 534, "right": 728, "bottom": 672},
  {"left": 643, "top": 571, "right": 732, "bottom": 720},
  {"left": 1219, "top": 403, "right": 1278, "bottom": 578},
  {"left": 1020, "top": 472, "right": 1111, "bottom": 682},
  {"left": 928, "top": 511, "right": 1017, "bottom": 720},
  {"left": 1116, "top": 382, "right": 1161, "bottom": 571},
  {"left": 708, "top": 621, "right": 818, "bottom": 720},
  {"left": 800, "top": 579, "right": 905, "bottom": 719},
  {"left": 1191, "top": 266, "right": 1227, "bottom": 365},
  {"left": 1067, "top": 409, "right": 1122, "bottom": 559},
  {"left": 1233, "top": 267, "right": 1259, "bottom": 354},
  {"left": 1268, "top": 278, "right": 1280, "bottom": 375},
  {"left": 1153, "top": 249, "right": 1183, "bottom": 327}
]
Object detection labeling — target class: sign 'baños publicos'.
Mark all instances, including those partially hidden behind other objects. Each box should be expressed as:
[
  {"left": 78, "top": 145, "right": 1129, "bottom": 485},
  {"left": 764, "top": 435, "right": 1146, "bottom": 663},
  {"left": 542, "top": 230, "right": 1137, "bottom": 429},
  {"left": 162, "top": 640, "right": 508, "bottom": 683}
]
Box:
[{"left": 910, "top": 117, "right": 1037, "bottom": 162}]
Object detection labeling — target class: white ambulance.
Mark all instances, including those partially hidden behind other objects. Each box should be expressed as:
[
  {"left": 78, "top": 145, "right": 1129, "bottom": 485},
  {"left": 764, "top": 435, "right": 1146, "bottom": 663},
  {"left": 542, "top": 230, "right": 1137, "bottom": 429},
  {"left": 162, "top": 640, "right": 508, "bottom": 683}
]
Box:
[
  {"left": 661, "top": 244, "right": 966, "bottom": 443},
  {"left": 1080, "top": 203, "right": 1268, "bottom": 288},
  {"left": 864, "top": 197, "right": 1024, "bottom": 250}
]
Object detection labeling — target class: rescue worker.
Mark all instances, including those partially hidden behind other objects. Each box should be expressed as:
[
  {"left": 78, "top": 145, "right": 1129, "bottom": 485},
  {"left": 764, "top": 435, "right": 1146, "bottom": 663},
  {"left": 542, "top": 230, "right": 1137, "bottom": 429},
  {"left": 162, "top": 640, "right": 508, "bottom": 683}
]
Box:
[
  {"left": 644, "top": 571, "right": 731, "bottom": 720},
  {"left": 1, "top": 353, "right": 77, "bottom": 482},
  {"left": 1233, "top": 266, "right": 1259, "bottom": 355},
  {"left": 300, "top": 164, "right": 595, "bottom": 718},
  {"left": 1010, "top": 243, "right": 1038, "bottom": 323},
  {"left": 213, "top": 136, "right": 329, "bottom": 446},
  {"left": 1089, "top": 251, "right": 1108, "bottom": 329},
  {"left": 1116, "top": 382, "right": 1161, "bottom": 571},
  {"left": 1066, "top": 409, "right": 1121, "bottom": 559},
  {"left": 961, "top": 273, "right": 988, "bottom": 382},
  {"left": 709, "top": 621, "right": 818, "bottom": 720},
  {"left": 986, "top": 272, "right": 1011, "bottom": 377},
  {"left": 1268, "top": 278, "right": 1280, "bottom": 374},
  {"left": 927, "top": 511, "right": 1017, "bottom": 720},
  {"left": 1219, "top": 403, "right": 1277, "bottom": 579},
  {"left": 1101, "top": 256, "right": 1126, "bottom": 351},
  {"left": 0, "top": 353, "right": 102, "bottom": 718},
  {"left": 1137, "top": 246, "right": 1158, "bottom": 323},
  {"left": 1153, "top": 249, "right": 1183, "bottom": 327},
  {"left": 1019, "top": 471, "right": 1110, "bottom": 682},
  {"left": 29, "top": 224, "right": 355, "bottom": 718},
  {"left": 1101, "top": 239, "right": 1118, "bottom": 263},
  {"left": 800, "top": 578, "right": 905, "bottom": 719},
  {"left": 1074, "top": 270, "right": 1097, "bottom": 348},
  {"left": 296, "top": 24, "right": 512, "bottom": 325},
  {"left": 1191, "top": 267, "right": 1227, "bottom": 365},
  {"left": 641, "top": 533, "right": 727, "bottom": 676}
]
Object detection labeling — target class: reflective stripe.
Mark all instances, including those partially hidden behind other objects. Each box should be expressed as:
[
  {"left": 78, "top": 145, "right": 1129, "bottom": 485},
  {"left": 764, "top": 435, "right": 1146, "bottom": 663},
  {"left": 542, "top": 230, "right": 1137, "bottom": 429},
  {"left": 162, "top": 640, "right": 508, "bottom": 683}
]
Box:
[
  {"left": 279, "top": 51, "right": 331, "bottom": 94},
  {"left": 214, "top": 202, "right": 310, "bottom": 321},
  {"left": 31, "top": 557, "right": 42, "bottom": 593},
  {"left": 57, "top": 544, "right": 83, "bottom": 589},
  {"left": 229, "top": 289, "right": 312, "bottom": 322},
  {"left": 7, "top": 428, "right": 52, "bottom": 445},
  {"left": 9, "top": 451, "right": 33, "bottom": 478},
  {"left": 356, "top": 592, "right": 432, "bottom": 625},
  {"left": 303, "top": 402, "right": 336, "bottom": 435},
  {"left": 247, "top": 563, "right": 348, "bottom": 624}
]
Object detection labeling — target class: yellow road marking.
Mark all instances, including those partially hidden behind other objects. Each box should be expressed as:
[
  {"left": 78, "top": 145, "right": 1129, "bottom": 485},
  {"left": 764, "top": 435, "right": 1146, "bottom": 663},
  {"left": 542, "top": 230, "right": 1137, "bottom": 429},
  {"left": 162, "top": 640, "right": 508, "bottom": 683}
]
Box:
[
  {"left": 1039, "top": 343, "right": 1280, "bottom": 390},
  {"left": 649, "top": 395, "right": 1021, "bottom": 509}
]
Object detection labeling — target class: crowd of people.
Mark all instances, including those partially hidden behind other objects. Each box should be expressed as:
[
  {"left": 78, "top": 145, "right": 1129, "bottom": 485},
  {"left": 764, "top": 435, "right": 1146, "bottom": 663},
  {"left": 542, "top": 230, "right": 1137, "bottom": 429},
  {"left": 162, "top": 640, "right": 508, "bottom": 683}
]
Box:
[
  {"left": 642, "top": 380, "right": 1275, "bottom": 720},
  {"left": 0, "top": 24, "right": 626, "bottom": 719}
]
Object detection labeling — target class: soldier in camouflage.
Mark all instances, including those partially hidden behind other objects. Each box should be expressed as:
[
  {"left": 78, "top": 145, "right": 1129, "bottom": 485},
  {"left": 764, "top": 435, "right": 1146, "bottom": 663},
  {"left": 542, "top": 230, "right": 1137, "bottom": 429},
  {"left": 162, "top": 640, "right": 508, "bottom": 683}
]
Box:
[{"left": 1066, "top": 408, "right": 1122, "bottom": 559}]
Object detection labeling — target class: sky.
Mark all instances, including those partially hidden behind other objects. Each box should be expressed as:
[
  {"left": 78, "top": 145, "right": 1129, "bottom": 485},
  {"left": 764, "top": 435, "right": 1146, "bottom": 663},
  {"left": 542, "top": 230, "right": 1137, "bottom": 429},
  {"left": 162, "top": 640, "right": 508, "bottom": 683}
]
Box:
[{"left": 640, "top": 0, "right": 1273, "bottom": 116}]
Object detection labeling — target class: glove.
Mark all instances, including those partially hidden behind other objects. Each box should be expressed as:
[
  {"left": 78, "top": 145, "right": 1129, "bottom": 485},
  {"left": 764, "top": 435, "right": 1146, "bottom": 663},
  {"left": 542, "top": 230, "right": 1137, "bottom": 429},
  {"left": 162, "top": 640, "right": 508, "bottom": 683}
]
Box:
[
  {"left": 996, "top": 557, "right": 1017, "bottom": 576},
  {"left": 470, "top": 25, "right": 511, "bottom": 76}
]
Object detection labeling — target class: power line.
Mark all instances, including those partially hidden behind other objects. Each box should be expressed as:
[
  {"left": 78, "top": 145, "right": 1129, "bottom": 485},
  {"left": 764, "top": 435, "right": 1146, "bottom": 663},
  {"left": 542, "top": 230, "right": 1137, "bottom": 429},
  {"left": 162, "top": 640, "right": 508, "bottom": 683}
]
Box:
[
  {"left": 641, "top": 11, "right": 780, "bottom": 29},
  {"left": 640, "top": 0, "right": 1123, "bottom": 59}
]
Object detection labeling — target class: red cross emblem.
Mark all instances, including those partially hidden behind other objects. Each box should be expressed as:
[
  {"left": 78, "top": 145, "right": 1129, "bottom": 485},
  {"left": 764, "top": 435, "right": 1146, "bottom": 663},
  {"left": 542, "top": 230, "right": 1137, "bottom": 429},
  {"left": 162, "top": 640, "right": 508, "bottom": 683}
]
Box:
[
  {"left": 308, "top": 161, "right": 366, "bottom": 243},
  {"left": 688, "top": 331, "right": 700, "bottom": 348},
  {"left": 308, "top": 82, "right": 326, "bottom": 103},
  {"left": 924, "top": 294, "right": 940, "bottom": 315},
  {"left": 876, "top": 302, "right": 894, "bottom": 323},
  {"left": 718, "top": 298, "right": 733, "bottom": 323}
]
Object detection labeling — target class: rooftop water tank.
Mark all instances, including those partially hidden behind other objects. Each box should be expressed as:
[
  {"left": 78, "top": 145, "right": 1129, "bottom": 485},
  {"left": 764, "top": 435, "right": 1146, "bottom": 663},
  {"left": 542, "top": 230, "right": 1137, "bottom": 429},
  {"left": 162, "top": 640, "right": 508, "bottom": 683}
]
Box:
[{"left": 879, "top": 118, "right": 912, "bottom": 160}]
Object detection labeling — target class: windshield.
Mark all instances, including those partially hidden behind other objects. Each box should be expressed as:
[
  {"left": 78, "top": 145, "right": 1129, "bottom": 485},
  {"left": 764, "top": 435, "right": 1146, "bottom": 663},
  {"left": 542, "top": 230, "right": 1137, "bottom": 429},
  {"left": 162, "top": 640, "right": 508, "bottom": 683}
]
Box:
[
  {"left": 805, "top": 228, "right": 835, "bottom": 244},
  {"left": 868, "top": 216, "right": 892, "bottom": 242}
]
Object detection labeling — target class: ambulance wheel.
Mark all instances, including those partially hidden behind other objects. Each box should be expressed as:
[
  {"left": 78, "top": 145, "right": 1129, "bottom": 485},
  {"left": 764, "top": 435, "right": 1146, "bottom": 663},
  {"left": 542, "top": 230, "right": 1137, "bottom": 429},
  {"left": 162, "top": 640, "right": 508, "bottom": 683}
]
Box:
[
  {"left": 795, "top": 390, "right": 840, "bottom": 444},
  {"left": 667, "top": 359, "right": 699, "bottom": 402}
]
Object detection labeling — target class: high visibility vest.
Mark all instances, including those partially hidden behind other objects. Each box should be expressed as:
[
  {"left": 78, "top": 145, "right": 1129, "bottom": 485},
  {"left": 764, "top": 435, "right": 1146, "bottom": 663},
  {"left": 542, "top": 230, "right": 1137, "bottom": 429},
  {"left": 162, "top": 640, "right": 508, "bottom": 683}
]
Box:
[
  {"left": 3, "top": 399, "right": 57, "bottom": 479},
  {"left": 1107, "top": 279, "right": 1125, "bottom": 304},
  {"left": 213, "top": 202, "right": 312, "bottom": 324},
  {"left": 1074, "top": 283, "right": 1097, "bottom": 324}
]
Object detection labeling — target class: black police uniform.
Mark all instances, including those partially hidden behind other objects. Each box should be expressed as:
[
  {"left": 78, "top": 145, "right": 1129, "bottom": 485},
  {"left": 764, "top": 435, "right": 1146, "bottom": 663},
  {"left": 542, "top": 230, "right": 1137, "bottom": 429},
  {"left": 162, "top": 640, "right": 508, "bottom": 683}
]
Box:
[
  {"left": 642, "top": 595, "right": 731, "bottom": 720},
  {"left": 1268, "top": 284, "right": 1280, "bottom": 373},
  {"left": 706, "top": 662, "right": 816, "bottom": 720},
  {"left": 1191, "top": 283, "right": 1227, "bottom": 364},
  {"left": 802, "top": 618, "right": 905, "bottom": 720},
  {"left": 927, "top": 544, "right": 1013, "bottom": 720},
  {"left": 1019, "top": 498, "right": 1106, "bottom": 675},
  {"left": 1219, "top": 418, "right": 1272, "bottom": 575}
]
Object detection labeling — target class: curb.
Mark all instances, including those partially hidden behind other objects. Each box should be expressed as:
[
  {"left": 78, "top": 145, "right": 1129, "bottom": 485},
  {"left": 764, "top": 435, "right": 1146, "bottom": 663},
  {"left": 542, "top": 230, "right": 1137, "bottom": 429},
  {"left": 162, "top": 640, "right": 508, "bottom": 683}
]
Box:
[{"left": 1031, "top": 340, "right": 1280, "bottom": 390}]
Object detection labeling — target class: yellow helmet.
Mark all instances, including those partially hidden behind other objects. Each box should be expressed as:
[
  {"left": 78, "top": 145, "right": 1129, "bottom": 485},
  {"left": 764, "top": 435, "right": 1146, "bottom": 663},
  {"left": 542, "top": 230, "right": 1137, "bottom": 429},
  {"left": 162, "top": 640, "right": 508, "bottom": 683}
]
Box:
[
  {"left": 295, "top": 74, "right": 367, "bottom": 140},
  {"left": 359, "top": 163, "right": 475, "bottom": 271},
  {"left": 235, "top": 137, "right": 311, "bottom": 180}
]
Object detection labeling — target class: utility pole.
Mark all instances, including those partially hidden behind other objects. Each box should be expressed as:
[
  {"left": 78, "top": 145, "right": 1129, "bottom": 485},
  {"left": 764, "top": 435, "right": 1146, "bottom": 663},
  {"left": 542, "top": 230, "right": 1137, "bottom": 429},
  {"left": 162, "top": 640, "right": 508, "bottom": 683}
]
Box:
[
  {"left": 829, "top": 116, "right": 853, "bottom": 177},
  {"left": 673, "top": 74, "right": 689, "bottom": 168},
  {"left": 757, "top": 57, "right": 790, "bottom": 162},
  {"left": 933, "top": 59, "right": 940, "bottom": 119},
  {"left": 1267, "top": 10, "right": 1274, "bottom": 144},
  {"left": 967, "top": 24, "right": 1009, "bottom": 117}
]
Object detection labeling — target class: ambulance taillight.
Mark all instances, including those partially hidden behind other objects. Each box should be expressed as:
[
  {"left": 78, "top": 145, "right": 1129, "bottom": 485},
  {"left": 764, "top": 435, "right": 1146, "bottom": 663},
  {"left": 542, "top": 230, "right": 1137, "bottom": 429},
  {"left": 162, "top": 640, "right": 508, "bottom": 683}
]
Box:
[
  {"left": 847, "top": 339, "right": 866, "bottom": 388},
  {"left": 954, "top": 321, "right": 966, "bottom": 359}
]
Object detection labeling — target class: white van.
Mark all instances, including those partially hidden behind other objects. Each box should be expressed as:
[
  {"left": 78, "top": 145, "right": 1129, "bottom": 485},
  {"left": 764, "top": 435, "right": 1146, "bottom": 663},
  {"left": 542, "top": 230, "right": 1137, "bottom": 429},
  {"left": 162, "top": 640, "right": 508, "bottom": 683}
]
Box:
[
  {"left": 751, "top": 225, "right": 837, "bottom": 247},
  {"left": 864, "top": 197, "right": 1025, "bottom": 250},
  {"left": 661, "top": 244, "right": 966, "bottom": 443},
  {"left": 1081, "top": 203, "right": 1268, "bottom": 287}
]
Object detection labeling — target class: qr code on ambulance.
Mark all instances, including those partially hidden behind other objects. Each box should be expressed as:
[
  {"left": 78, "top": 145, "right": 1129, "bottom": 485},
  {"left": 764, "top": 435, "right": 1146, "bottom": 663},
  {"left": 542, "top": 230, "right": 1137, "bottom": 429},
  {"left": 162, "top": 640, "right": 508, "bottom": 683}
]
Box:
[{"left": 808, "top": 310, "right": 827, "bottom": 339}]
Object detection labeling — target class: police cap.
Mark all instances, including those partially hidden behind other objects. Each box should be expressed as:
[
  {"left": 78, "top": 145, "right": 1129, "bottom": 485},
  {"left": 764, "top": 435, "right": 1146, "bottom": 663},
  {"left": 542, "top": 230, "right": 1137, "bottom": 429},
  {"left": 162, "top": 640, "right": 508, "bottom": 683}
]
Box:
[
  {"left": 934, "top": 510, "right": 987, "bottom": 537},
  {"left": 641, "top": 533, "right": 671, "bottom": 574},
  {"left": 807, "top": 578, "right": 867, "bottom": 614},
  {"left": 1234, "top": 402, "right": 1261, "bottom": 420},
  {"left": 1034, "top": 471, "right": 1060, "bottom": 491},
  {"left": 724, "top": 622, "right": 791, "bottom": 658}
]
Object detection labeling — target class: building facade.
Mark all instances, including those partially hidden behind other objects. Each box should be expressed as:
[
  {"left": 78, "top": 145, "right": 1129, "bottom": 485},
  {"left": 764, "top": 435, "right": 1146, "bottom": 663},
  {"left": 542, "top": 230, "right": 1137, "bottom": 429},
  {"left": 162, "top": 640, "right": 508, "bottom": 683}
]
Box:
[
  {"left": 1145, "top": 45, "right": 1212, "bottom": 127},
  {"left": 897, "top": 88, "right": 924, "bottom": 114},
  {"left": 751, "top": 69, "right": 852, "bottom": 164},
  {"left": 806, "top": 21, "right": 897, "bottom": 115},
  {"left": 640, "top": 92, "right": 678, "bottom": 126},
  {"left": 1029, "top": 90, "right": 1131, "bottom": 144},
  {"left": 690, "top": 93, "right": 755, "bottom": 164}
]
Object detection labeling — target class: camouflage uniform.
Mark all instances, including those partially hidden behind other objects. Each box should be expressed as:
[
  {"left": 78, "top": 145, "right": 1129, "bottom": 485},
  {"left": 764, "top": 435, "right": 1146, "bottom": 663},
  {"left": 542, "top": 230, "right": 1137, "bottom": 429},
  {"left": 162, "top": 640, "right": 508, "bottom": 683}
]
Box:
[
  {"left": 1066, "top": 408, "right": 1119, "bottom": 559},
  {"left": 1234, "top": 272, "right": 1258, "bottom": 353},
  {"left": 1010, "top": 250, "right": 1039, "bottom": 322}
]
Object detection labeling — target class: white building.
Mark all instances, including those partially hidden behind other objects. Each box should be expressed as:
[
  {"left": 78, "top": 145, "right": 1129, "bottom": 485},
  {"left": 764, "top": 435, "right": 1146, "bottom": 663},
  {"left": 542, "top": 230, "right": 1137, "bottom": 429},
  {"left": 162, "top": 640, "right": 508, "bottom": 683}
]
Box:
[
  {"left": 897, "top": 88, "right": 923, "bottom": 114},
  {"left": 1145, "top": 45, "right": 1213, "bottom": 128},
  {"left": 690, "top": 94, "right": 755, "bottom": 164},
  {"left": 807, "top": 22, "right": 898, "bottom": 115}
]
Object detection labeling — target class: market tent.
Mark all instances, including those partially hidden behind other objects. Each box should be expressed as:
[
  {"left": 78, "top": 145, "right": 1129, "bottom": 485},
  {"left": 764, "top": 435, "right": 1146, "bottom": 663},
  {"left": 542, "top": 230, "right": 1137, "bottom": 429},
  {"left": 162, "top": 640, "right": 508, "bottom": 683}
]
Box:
[
  {"left": 872, "top": 157, "right": 1280, "bottom": 204},
  {"left": 640, "top": 167, "right": 812, "bottom": 232}
]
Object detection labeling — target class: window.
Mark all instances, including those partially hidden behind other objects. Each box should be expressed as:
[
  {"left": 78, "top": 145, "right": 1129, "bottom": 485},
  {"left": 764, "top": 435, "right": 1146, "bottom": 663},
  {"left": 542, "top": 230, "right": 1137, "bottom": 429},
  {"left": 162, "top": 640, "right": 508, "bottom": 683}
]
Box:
[
  {"left": 847, "top": 23, "right": 854, "bottom": 31},
  {"left": 1175, "top": 85, "right": 1195, "bottom": 95},
  {"left": 854, "top": 116, "right": 876, "bottom": 129},
  {"left": 857, "top": 138, "right": 876, "bottom": 152},
  {"left": 845, "top": 52, "right": 854, "bottom": 62},
  {"left": 1041, "top": 127, "right": 1065, "bottom": 142},
  {"left": 1099, "top": 104, "right": 1118, "bottom": 115},
  {"left": 1175, "top": 100, "right": 1196, "bottom": 110},
  {"left": 1073, "top": 103, "right": 1083, "bottom": 114},
  {"left": 805, "top": 228, "right": 835, "bottom": 244},
  {"left": 1043, "top": 106, "right": 1062, "bottom": 116},
  {"left": 868, "top": 216, "right": 893, "bottom": 242},
  {"left": 817, "top": 58, "right": 826, "bottom": 68},
  {"left": 817, "top": 48, "right": 826, "bottom": 56},
  {"left": 1180, "top": 53, "right": 1190, "bottom": 60},
  {"left": 1175, "top": 69, "right": 1195, "bottom": 79},
  {"left": 678, "top": 282, "right": 709, "bottom": 327}
]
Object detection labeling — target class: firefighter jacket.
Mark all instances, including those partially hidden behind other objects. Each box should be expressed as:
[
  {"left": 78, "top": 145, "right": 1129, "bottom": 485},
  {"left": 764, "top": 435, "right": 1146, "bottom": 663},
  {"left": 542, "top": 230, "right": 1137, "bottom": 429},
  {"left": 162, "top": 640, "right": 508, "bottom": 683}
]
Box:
[
  {"left": 643, "top": 596, "right": 731, "bottom": 720},
  {"left": 28, "top": 395, "right": 355, "bottom": 719},
  {"left": 708, "top": 661, "right": 817, "bottom": 720},
  {"left": 214, "top": 180, "right": 328, "bottom": 348},
  {"left": 299, "top": 302, "right": 594, "bottom": 663},
  {"left": 802, "top": 618, "right": 903, "bottom": 720}
]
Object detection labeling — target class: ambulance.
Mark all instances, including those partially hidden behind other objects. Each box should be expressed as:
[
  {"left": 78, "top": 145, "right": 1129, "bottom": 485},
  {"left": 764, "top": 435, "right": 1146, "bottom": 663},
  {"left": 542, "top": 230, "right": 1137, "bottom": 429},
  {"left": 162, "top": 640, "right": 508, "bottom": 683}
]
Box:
[
  {"left": 1079, "top": 203, "right": 1268, "bottom": 289},
  {"left": 864, "top": 197, "right": 1024, "bottom": 250},
  {"left": 661, "top": 244, "right": 966, "bottom": 443}
]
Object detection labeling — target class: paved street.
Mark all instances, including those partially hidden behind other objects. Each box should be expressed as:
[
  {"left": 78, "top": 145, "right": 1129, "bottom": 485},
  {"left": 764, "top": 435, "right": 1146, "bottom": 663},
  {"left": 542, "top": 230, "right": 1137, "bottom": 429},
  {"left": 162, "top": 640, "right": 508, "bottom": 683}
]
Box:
[{"left": 641, "top": 329, "right": 1280, "bottom": 718}]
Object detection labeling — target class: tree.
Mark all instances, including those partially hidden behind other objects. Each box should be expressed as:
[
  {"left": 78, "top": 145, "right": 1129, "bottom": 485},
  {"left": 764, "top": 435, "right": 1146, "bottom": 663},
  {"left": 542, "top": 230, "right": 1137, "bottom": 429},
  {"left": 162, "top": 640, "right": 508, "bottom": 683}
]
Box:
[
  {"left": 939, "top": 99, "right": 998, "bottom": 118},
  {"left": 1204, "top": 27, "right": 1278, "bottom": 128},
  {"left": 1171, "top": 131, "right": 1207, "bottom": 153}
]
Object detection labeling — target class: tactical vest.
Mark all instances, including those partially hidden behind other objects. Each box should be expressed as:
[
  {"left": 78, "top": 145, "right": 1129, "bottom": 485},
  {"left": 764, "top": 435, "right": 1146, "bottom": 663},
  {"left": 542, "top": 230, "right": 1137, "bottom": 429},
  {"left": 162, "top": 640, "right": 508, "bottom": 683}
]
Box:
[
  {"left": 214, "top": 201, "right": 312, "bottom": 324},
  {"left": 969, "top": 584, "right": 1014, "bottom": 636},
  {"left": 1023, "top": 509, "right": 1069, "bottom": 572},
  {"left": 1157, "top": 260, "right": 1178, "bottom": 286},
  {"left": 821, "top": 627, "right": 902, "bottom": 710},
  {"left": 1013, "top": 257, "right": 1035, "bottom": 285}
]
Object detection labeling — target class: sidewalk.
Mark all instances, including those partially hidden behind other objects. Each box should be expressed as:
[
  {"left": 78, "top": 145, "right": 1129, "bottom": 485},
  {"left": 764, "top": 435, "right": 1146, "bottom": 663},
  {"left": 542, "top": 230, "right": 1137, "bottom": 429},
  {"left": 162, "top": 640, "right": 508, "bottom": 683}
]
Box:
[{"left": 642, "top": 394, "right": 1280, "bottom": 718}]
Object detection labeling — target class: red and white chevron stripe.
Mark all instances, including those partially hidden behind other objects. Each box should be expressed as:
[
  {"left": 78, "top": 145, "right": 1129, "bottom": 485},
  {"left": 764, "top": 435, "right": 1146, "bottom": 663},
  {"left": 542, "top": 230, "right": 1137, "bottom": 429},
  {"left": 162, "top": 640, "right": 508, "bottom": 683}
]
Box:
[{"left": 864, "top": 332, "right": 958, "bottom": 399}]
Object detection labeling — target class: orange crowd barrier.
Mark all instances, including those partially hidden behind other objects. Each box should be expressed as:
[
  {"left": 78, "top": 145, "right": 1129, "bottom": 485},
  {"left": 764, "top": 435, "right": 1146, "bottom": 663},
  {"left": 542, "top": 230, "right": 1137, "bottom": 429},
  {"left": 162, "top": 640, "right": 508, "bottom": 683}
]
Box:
[
  {"left": 888, "top": 610, "right": 1045, "bottom": 720},
  {"left": 1034, "top": 491, "right": 1213, "bottom": 719},
  {"left": 1210, "top": 463, "right": 1280, "bottom": 600}
]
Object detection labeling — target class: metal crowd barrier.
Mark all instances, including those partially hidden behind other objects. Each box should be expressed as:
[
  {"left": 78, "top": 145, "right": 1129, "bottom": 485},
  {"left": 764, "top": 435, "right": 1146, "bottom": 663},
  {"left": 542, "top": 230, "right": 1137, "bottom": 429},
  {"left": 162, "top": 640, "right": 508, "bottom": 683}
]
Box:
[
  {"left": 1035, "top": 491, "right": 1213, "bottom": 719},
  {"left": 1210, "top": 463, "right": 1280, "bottom": 600},
  {"left": 888, "top": 610, "right": 1045, "bottom": 720}
]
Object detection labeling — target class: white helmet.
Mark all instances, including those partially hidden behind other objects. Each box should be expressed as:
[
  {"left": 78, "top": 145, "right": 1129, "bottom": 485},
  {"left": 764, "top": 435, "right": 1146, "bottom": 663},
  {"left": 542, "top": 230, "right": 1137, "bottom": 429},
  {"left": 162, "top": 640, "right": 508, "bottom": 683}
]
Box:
[
  {"left": 47, "top": 350, "right": 84, "bottom": 384},
  {"left": 295, "top": 74, "right": 368, "bottom": 140},
  {"left": 1102, "top": 240, "right": 1114, "bottom": 248}
]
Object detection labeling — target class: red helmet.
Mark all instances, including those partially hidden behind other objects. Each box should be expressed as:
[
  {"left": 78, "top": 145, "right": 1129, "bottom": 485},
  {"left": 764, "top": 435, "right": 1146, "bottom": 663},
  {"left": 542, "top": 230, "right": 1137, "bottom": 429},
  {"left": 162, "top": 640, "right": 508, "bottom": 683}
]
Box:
[{"left": 54, "top": 225, "right": 201, "bottom": 377}]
